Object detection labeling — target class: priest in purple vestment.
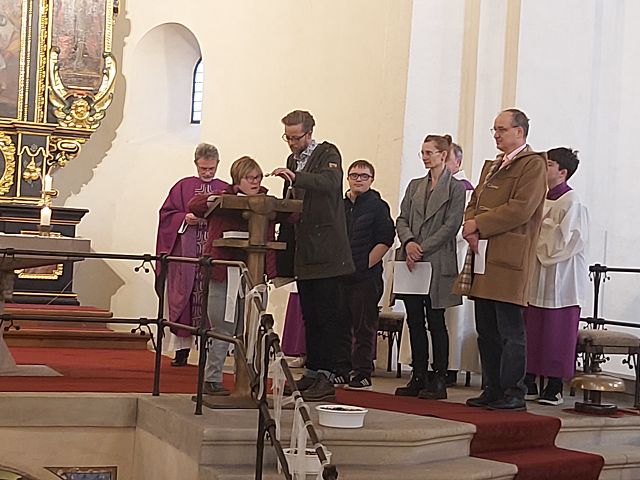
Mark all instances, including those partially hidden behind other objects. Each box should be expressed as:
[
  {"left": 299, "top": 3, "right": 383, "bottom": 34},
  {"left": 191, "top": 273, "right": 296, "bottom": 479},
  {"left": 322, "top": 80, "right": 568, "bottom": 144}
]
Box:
[{"left": 155, "top": 143, "right": 229, "bottom": 366}]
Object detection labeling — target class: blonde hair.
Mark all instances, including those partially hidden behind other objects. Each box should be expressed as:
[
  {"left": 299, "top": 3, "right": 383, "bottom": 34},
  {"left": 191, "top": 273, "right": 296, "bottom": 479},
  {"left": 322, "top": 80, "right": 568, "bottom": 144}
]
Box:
[{"left": 230, "top": 156, "right": 262, "bottom": 185}]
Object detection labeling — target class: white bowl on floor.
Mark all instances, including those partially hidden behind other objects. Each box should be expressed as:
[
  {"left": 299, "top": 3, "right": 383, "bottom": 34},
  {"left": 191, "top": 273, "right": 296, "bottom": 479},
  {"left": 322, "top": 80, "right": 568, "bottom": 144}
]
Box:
[{"left": 316, "top": 404, "right": 368, "bottom": 428}]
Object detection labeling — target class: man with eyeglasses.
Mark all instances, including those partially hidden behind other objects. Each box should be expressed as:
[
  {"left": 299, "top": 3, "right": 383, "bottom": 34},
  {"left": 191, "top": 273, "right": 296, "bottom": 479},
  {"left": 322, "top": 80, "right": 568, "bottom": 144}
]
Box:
[
  {"left": 460, "top": 109, "right": 547, "bottom": 411},
  {"left": 155, "top": 143, "right": 228, "bottom": 367},
  {"left": 341, "top": 160, "right": 395, "bottom": 390},
  {"left": 272, "top": 110, "right": 354, "bottom": 402}
]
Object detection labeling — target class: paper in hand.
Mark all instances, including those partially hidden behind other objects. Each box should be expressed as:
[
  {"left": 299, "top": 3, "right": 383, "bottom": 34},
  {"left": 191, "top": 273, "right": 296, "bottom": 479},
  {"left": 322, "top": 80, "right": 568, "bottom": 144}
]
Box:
[{"left": 392, "top": 261, "right": 432, "bottom": 295}]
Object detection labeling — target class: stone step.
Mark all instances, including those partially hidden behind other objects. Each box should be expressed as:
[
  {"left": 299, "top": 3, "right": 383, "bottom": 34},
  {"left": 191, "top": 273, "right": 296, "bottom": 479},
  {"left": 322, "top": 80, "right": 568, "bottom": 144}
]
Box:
[
  {"left": 200, "top": 457, "right": 517, "bottom": 480},
  {"left": 137, "top": 396, "right": 475, "bottom": 468},
  {"left": 572, "top": 444, "right": 640, "bottom": 480}
]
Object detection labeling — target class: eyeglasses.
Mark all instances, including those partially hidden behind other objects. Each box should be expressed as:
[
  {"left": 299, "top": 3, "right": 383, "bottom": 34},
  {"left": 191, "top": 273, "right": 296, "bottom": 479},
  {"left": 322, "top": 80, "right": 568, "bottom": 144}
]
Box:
[
  {"left": 197, "top": 166, "right": 217, "bottom": 172},
  {"left": 282, "top": 132, "right": 309, "bottom": 143},
  {"left": 417, "top": 150, "right": 442, "bottom": 159},
  {"left": 243, "top": 174, "right": 263, "bottom": 183},
  {"left": 348, "top": 172, "right": 373, "bottom": 181},
  {"left": 490, "top": 127, "right": 515, "bottom": 135}
]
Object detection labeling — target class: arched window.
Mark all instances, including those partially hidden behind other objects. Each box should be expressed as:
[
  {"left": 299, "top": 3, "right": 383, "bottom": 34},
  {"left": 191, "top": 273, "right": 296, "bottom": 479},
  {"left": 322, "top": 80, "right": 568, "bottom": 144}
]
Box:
[{"left": 191, "top": 58, "right": 203, "bottom": 123}]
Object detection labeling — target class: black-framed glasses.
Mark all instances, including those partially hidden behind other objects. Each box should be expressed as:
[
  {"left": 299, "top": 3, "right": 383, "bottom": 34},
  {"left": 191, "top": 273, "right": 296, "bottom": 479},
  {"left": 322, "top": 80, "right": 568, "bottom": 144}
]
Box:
[
  {"left": 348, "top": 172, "right": 373, "bottom": 181},
  {"left": 417, "top": 150, "right": 442, "bottom": 159},
  {"left": 282, "top": 132, "right": 309, "bottom": 143}
]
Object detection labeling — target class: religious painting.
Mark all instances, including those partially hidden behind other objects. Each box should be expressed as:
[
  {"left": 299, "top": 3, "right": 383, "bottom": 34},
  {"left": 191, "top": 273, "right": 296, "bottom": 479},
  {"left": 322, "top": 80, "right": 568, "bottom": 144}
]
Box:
[
  {"left": 0, "top": 0, "right": 23, "bottom": 118},
  {"left": 51, "top": 0, "right": 106, "bottom": 92}
]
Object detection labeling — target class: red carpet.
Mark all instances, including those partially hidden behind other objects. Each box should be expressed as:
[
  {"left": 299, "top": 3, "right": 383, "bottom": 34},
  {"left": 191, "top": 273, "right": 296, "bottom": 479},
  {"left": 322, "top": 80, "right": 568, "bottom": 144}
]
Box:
[
  {"left": 337, "top": 389, "right": 604, "bottom": 480},
  {"left": 1, "top": 346, "right": 226, "bottom": 393}
]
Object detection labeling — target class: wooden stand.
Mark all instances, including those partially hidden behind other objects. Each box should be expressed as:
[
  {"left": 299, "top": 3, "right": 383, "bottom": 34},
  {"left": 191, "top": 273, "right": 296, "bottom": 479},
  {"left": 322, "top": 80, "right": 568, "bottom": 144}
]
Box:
[{"left": 200, "top": 194, "right": 301, "bottom": 409}]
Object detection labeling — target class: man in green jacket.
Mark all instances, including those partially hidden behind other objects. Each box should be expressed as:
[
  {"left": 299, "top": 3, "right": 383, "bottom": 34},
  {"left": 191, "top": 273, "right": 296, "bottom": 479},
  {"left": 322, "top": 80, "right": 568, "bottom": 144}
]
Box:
[{"left": 272, "top": 110, "right": 355, "bottom": 401}]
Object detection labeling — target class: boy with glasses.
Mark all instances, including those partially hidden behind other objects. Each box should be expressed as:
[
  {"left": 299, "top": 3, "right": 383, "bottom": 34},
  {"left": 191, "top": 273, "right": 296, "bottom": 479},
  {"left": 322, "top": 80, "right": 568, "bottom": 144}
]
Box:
[{"left": 342, "top": 160, "right": 395, "bottom": 390}]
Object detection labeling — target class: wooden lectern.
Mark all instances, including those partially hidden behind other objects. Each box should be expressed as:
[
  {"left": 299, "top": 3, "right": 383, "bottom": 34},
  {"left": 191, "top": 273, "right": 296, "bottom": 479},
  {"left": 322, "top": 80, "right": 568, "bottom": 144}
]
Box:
[
  {"left": 0, "top": 234, "right": 91, "bottom": 374},
  {"left": 201, "top": 194, "right": 302, "bottom": 409}
]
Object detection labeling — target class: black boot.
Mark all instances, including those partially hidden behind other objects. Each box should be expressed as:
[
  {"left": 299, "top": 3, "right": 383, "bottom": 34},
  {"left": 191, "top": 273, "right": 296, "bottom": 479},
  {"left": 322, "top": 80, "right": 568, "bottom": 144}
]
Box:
[
  {"left": 395, "top": 371, "right": 426, "bottom": 396},
  {"left": 171, "top": 348, "right": 189, "bottom": 367},
  {"left": 419, "top": 372, "right": 447, "bottom": 400}
]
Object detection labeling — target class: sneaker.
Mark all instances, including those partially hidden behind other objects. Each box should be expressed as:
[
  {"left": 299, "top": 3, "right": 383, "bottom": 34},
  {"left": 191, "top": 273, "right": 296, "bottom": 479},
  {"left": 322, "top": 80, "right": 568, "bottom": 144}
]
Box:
[
  {"left": 538, "top": 378, "right": 564, "bottom": 406},
  {"left": 301, "top": 373, "right": 336, "bottom": 402},
  {"left": 331, "top": 373, "right": 350, "bottom": 387},
  {"left": 203, "top": 382, "right": 230, "bottom": 396},
  {"left": 283, "top": 374, "right": 316, "bottom": 396},
  {"left": 344, "top": 374, "right": 373, "bottom": 391},
  {"left": 538, "top": 391, "right": 563, "bottom": 406}
]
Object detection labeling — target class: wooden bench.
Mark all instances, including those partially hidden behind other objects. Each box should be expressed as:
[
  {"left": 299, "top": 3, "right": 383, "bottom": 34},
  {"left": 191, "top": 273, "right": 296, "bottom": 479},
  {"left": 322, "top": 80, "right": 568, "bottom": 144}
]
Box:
[{"left": 377, "top": 311, "right": 404, "bottom": 378}]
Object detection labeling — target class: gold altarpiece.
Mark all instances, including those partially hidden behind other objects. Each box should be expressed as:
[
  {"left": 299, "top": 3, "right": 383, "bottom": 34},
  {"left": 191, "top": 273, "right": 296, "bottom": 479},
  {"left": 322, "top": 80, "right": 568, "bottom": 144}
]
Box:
[
  {"left": 0, "top": 0, "right": 118, "bottom": 201},
  {"left": 0, "top": 0, "right": 118, "bottom": 303}
]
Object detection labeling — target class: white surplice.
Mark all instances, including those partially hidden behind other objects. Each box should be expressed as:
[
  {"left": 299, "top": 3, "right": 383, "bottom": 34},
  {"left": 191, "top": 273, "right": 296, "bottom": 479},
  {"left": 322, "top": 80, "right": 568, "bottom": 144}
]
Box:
[{"left": 529, "top": 190, "right": 589, "bottom": 308}]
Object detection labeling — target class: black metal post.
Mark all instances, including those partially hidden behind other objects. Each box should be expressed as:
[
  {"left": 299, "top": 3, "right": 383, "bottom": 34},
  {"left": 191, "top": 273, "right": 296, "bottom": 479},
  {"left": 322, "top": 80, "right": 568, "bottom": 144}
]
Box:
[
  {"left": 152, "top": 254, "right": 169, "bottom": 396},
  {"left": 194, "top": 258, "right": 212, "bottom": 415}
]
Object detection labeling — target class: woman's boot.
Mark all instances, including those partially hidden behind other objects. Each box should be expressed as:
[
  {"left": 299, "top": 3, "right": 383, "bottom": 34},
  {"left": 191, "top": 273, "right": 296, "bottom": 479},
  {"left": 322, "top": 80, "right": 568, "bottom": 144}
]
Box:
[
  {"left": 395, "top": 371, "right": 426, "bottom": 396},
  {"left": 419, "top": 371, "right": 447, "bottom": 400},
  {"left": 171, "top": 348, "right": 190, "bottom": 366}
]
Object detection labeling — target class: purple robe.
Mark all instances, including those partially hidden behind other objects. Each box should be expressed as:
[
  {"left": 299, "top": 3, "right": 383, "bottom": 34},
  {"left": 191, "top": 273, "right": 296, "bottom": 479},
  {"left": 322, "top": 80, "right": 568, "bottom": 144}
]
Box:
[{"left": 156, "top": 176, "right": 228, "bottom": 336}]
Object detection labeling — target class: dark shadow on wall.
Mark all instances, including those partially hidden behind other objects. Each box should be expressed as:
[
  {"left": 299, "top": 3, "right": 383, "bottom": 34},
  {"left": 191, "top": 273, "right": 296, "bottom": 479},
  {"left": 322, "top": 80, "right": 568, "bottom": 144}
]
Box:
[{"left": 54, "top": 2, "right": 132, "bottom": 203}]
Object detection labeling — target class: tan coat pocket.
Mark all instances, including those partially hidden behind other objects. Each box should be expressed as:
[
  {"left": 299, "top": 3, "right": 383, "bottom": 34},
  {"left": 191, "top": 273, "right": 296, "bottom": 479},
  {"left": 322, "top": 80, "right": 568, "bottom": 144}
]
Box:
[{"left": 487, "top": 231, "right": 526, "bottom": 270}]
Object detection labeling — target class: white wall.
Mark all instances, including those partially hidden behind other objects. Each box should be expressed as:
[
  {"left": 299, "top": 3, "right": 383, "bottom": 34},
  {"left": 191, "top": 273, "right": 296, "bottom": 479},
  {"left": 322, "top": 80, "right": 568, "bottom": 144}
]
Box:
[{"left": 55, "top": 1, "right": 412, "bottom": 333}]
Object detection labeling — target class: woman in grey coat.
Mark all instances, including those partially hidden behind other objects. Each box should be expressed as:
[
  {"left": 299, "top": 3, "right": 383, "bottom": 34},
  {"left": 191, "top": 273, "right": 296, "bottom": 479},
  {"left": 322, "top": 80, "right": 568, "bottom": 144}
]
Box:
[{"left": 395, "top": 134, "right": 466, "bottom": 399}]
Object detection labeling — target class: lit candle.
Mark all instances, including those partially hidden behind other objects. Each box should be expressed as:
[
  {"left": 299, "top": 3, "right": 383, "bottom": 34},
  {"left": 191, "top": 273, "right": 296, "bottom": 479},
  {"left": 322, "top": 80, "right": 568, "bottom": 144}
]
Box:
[
  {"left": 44, "top": 174, "right": 53, "bottom": 192},
  {"left": 40, "top": 206, "right": 51, "bottom": 226}
]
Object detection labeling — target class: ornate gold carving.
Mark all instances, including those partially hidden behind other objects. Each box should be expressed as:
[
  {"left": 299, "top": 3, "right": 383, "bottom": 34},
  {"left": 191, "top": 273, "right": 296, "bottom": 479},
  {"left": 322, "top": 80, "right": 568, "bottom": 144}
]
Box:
[
  {"left": 48, "top": 48, "right": 117, "bottom": 130},
  {"left": 22, "top": 158, "right": 41, "bottom": 182},
  {"left": 49, "top": 136, "right": 85, "bottom": 167},
  {"left": 35, "top": 0, "right": 51, "bottom": 123},
  {"left": 0, "top": 133, "right": 17, "bottom": 195},
  {"left": 17, "top": 0, "right": 30, "bottom": 120}
]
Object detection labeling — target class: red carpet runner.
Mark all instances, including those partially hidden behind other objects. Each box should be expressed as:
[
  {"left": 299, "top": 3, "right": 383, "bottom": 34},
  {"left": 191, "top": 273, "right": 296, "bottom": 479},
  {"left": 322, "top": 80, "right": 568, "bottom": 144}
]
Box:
[{"left": 336, "top": 389, "right": 604, "bottom": 480}]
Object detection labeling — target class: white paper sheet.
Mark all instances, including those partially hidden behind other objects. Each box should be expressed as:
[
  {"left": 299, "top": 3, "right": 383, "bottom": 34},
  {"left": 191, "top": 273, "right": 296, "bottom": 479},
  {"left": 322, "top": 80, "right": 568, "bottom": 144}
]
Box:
[
  {"left": 474, "top": 240, "right": 488, "bottom": 274},
  {"left": 224, "top": 267, "right": 241, "bottom": 323},
  {"left": 392, "top": 261, "right": 432, "bottom": 295}
]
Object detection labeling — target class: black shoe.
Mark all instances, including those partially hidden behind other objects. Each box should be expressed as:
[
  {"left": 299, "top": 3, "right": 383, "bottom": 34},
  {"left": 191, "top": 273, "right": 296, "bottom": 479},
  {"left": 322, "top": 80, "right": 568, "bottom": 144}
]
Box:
[
  {"left": 446, "top": 370, "right": 458, "bottom": 387},
  {"left": 331, "top": 373, "right": 350, "bottom": 388},
  {"left": 344, "top": 374, "right": 373, "bottom": 391},
  {"left": 203, "top": 381, "right": 230, "bottom": 396},
  {"left": 538, "top": 377, "right": 564, "bottom": 406},
  {"left": 171, "top": 348, "right": 190, "bottom": 367},
  {"left": 524, "top": 373, "right": 539, "bottom": 401},
  {"left": 487, "top": 396, "right": 527, "bottom": 411},
  {"left": 466, "top": 390, "right": 500, "bottom": 408},
  {"left": 419, "top": 374, "right": 448, "bottom": 400},
  {"left": 283, "top": 374, "right": 316, "bottom": 396},
  {"left": 395, "top": 372, "right": 426, "bottom": 397},
  {"left": 301, "top": 373, "right": 336, "bottom": 402}
]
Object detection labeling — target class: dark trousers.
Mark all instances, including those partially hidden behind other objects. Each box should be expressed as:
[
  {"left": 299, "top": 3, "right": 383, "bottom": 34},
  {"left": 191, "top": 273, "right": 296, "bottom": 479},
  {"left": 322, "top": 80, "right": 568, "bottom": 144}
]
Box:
[
  {"left": 344, "top": 275, "right": 383, "bottom": 377},
  {"left": 475, "top": 298, "right": 526, "bottom": 399},
  {"left": 402, "top": 295, "right": 448, "bottom": 373},
  {"left": 297, "top": 276, "right": 350, "bottom": 376}
]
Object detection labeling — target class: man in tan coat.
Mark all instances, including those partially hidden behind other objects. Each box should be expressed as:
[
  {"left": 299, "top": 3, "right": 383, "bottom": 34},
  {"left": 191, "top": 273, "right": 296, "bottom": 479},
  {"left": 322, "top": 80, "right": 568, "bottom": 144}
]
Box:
[{"left": 462, "top": 109, "right": 547, "bottom": 411}]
